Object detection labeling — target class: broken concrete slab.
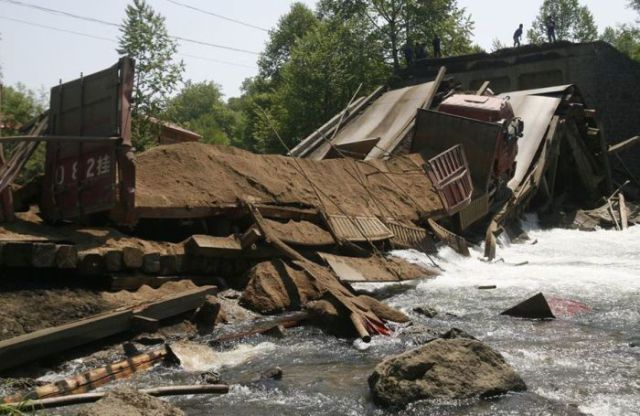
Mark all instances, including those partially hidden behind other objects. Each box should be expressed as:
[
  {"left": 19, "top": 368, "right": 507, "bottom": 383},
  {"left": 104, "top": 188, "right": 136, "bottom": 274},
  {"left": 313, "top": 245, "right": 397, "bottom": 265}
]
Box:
[{"left": 500, "top": 293, "right": 555, "bottom": 320}]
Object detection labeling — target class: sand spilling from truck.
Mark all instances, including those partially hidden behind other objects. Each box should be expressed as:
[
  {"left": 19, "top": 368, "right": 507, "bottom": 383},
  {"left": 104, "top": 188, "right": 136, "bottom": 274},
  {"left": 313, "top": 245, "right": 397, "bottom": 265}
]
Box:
[{"left": 135, "top": 142, "right": 443, "bottom": 223}]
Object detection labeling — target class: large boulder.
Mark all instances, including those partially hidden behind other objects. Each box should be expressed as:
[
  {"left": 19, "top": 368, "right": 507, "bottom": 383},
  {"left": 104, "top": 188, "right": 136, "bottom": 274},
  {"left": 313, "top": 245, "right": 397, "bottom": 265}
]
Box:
[
  {"left": 368, "top": 338, "right": 526, "bottom": 408},
  {"left": 77, "top": 388, "right": 184, "bottom": 416}
]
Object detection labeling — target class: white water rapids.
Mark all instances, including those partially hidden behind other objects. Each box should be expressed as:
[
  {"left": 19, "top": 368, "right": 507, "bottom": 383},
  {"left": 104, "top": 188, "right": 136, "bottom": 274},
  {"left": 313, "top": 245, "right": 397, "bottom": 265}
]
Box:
[
  {"left": 50, "top": 218, "right": 639, "bottom": 416},
  {"left": 389, "top": 216, "right": 640, "bottom": 416}
]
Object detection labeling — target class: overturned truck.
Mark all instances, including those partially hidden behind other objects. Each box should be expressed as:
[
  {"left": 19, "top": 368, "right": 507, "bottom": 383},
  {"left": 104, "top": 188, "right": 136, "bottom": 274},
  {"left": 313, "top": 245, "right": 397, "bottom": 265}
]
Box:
[
  {"left": 0, "top": 58, "right": 629, "bottom": 377},
  {"left": 292, "top": 69, "right": 618, "bottom": 257}
]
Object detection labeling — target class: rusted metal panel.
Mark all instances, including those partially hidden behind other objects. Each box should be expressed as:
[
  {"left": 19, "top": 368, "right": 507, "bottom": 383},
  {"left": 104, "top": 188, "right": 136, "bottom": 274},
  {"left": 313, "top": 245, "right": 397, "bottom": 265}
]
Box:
[
  {"left": 425, "top": 144, "right": 473, "bottom": 215},
  {"left": 42, "top": 58, "right": 133, "bottom": 221},
  {"left": 326, "top": 215, "right": 393, "bottom": 242},
  {"left": 458, "top": 193, "right": 490, "bottom": 230},
  {"left": 412, "top": 109, "right": 502, "bottom": 196}
]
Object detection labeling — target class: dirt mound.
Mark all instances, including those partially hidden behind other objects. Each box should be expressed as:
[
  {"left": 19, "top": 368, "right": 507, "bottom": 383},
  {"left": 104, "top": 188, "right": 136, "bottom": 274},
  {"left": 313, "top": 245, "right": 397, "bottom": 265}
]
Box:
[
  {"left": 368, "top": 338, "right": 527, "bottom": 408},
  {"left": 76, "top": 388, "right": 184, "bottom": 416},
  {"left": 135, "top": 142, "right": 442, "bottom": 222}
]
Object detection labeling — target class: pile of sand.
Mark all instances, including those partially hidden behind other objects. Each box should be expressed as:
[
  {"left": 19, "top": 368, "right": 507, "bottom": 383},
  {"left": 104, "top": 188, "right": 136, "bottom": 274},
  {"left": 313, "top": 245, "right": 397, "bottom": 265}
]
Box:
[{"left": 135, "top": 142, "right": 443, "bottom": 223}]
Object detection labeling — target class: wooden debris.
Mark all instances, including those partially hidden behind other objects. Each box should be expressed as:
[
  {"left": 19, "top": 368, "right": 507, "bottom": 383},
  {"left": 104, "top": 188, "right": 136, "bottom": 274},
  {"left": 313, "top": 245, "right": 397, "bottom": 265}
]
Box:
[
  {"left": 77, "top": 250, "right": 105, "bottom": 276},
  {"left": 0, "top": 286, "right": 216, "bottom": 372},
  {"left": 122, "top": 246, "right": 144, "bottom": 269},
  {"left": 31, "top": 243, "right": 57, "bottom": 268},
  {"left": 5, "top": 384, "right": 229, "bottom": 410},
  {"left": 1, "top": 348, "right": 168, "bottom": 403},
  {"left": 501, "top": 293, "right": 555, "bottom": 320},
  {"left": 55, "top": 245, "right": 78, "bottom": 269},
  {"left": 104, "top": 249, "right": 123, "bottom": 272}
]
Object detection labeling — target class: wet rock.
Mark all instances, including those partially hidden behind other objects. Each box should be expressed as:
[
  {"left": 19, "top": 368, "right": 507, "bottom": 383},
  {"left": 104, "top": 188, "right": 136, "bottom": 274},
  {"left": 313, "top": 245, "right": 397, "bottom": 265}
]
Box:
[
  {"left": 368, "top": 338, "right": 526, "bottom": 408},
  {"left": 192, "top": 296, "right": 222, "bottom": 334},
  {"left": 440, "top": 328, "right": 477, "bottom": 340},
  {"left": 413, "top": 306, "right": 438, "bottom": 318},
  {"left": 501, "top": 293, "right": 555, "bottom": 320},
  {"left": 200, "top": 370, "right": 221, "bottom": 384},
  {"left": 76, "top": 387, "right": 185, "bottom": 416},
  {"left": 261, "top": 366, "right": 283, "bottom": 380}
]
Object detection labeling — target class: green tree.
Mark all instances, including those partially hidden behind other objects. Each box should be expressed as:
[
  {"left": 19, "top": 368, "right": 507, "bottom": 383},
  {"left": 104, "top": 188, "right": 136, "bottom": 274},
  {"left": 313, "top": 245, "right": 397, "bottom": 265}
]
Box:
[
  {"left": 258, "top": 3, "right": 318, "bottom": 82},
  {"left": 274, "top": 19, "right": 389, "bottom": 151},
  {"left": 320, "top": 0, "right": 475, "bottom": 72},
  {"left": 601, "top": 25, "right": 640, "bottom": 61},
  {"left": 527, "top": 0, "right": 598, "bottom": 44},
  {"left": 0, "top": 83, "right": 44, "bottom": 135},
  {"left": 0, "top": 83, "right": 47, "bottom": 184},
  {"left": 118, "top": 0, "right": 184, "bottom": 150},
  {"left": 165, "top": 81, "right": 242, "bottom": 145}
]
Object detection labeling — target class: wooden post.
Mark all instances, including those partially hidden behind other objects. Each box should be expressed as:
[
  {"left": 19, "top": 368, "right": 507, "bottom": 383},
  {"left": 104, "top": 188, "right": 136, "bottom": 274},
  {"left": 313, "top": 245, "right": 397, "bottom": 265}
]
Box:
[{"left": 5, "top": 384, "right": 229, "bottom": 411}]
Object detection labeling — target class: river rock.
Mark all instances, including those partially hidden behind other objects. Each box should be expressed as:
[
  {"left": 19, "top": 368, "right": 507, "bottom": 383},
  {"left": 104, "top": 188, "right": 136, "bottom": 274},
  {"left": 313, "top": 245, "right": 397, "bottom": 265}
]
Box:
[
  {"left": 368, "top": 338, "right": 526, "bottom": 408},
  {"left": 76, "top": 387, "right": 185, "bottom": 416}
]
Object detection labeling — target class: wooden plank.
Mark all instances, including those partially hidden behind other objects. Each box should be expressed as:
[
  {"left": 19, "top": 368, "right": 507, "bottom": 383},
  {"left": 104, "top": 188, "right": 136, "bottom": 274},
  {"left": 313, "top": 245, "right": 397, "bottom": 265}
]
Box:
[
  {"left": 104, "top": 250, "right": 123, "bottom": 272},
  {"left": 184, "top": 235, "right": 242, "bottom": 258},
  {"left": 475, "top": 80, "right": 491, "bottom": 96},
  {"left": 619, "top": 194, "right": 629, "bottom": 230},
  {"left": 1, "top": 242, "right": 33, "bottom": 267},
  {"left": 0, "top": 286, "right": 215, "bottom": 373},
  {"left": 122, "top": 246, "right": 144, "bottom": 269},
  {"left": 0, "top": 310, "right": 133, "bottom": 372},
  {"left": 608, "top": 136, "right": 640, "bottom": 155},
  {"left": 142, "top": 252, "right": 161, "bottom": 274},
  {"left": 77, "top": 251, "right": 105, "bottom": 276},
  {"left": 134, "top": 286, "right": 216, "bottom": 321},
  {"left": 55, "top": 245, "right": 78, "bottom": 269},
  {"left": 31, "top": 243, "right": 57, "bottom": 268}
]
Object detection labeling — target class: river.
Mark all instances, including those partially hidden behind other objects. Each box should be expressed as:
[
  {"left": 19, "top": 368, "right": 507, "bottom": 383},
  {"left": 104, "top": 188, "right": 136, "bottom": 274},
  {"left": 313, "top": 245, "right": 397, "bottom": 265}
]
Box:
[{"left": 60, "top": 217, "right": 640, "bottom": 415}]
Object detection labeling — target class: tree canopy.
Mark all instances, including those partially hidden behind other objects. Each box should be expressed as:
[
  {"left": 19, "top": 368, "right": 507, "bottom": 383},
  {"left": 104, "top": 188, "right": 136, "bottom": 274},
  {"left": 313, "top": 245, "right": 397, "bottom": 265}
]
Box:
[
  {"left": 527, "top": 0, "right": 598, "bottom": 44},
  {"left": 165, "top": 81, "right": 242, "bottom": 145},
  {"left": 118, "top": 0, "right": 184, "bottom": 150}
]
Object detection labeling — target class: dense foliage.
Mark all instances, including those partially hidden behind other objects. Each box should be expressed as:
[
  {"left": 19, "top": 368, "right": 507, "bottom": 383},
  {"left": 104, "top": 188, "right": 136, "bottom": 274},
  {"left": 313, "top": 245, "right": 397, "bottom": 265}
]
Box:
[
  {"left": 527, "top": 0, "right": 598, "bottom": 44},
  {"left": 118, "top": 0, "right": 184, "bottom": 150}
]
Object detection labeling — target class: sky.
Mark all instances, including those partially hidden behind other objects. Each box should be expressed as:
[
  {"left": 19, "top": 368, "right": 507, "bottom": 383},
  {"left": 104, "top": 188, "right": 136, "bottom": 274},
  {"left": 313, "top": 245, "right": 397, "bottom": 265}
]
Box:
[{"left": 0, "top": 0, "right": 636, "bottom": 101}]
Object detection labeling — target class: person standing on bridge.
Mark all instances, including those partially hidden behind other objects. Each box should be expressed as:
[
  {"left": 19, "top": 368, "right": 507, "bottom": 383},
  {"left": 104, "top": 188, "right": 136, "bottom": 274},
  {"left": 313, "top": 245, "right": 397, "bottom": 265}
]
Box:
[
  {"left": 513, "top": 24, "right": 524, "bottom": 47},
  {"left": 432, "top": 34, "right": 442, "bottom": 58},
  {"left": 403, "top": 40, "right": 414, "bottom": 66},
  {"left": 547, "top": 18, "right": 557, "bottom": 43}
]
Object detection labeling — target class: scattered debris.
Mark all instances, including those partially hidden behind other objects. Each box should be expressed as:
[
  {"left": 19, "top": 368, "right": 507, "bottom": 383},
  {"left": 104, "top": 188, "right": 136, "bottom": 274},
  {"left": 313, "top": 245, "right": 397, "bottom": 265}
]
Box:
[
  {"left": 413, "top": 306, "right": 438, "bottom": 318},
  {"left": 501, "top": 293, "right": 556, "bottom": 320}
]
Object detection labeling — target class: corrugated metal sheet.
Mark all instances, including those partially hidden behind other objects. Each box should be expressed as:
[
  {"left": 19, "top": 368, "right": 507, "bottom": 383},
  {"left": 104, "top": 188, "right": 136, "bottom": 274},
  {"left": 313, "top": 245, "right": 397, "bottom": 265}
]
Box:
[
  {"left": 310, "top": 82, "right": 437, "bottom": 160},
  {"left": 327, "top": 215, "right": 393, "bottom": 242},
  {"left": 499, "top": 95, "right": 562, "bottom": 190},
  {"left": 413, "top": 109, "right": 502, "bottom": 196},
  {"left": 386, "top": 221, "right": 436, "bottom": 252}
]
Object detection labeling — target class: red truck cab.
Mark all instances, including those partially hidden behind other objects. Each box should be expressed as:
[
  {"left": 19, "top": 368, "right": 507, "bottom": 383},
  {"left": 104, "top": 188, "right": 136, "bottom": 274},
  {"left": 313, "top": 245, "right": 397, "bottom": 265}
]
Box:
[{"left": 438, "top": 94, "right": 522, "bottom": 187}]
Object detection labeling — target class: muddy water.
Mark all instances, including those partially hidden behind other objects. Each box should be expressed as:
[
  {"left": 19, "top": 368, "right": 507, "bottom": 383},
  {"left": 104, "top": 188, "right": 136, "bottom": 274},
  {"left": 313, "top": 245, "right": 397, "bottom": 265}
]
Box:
[{"left": 63, "top": 218, "right": 640, "bottom": 415}]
